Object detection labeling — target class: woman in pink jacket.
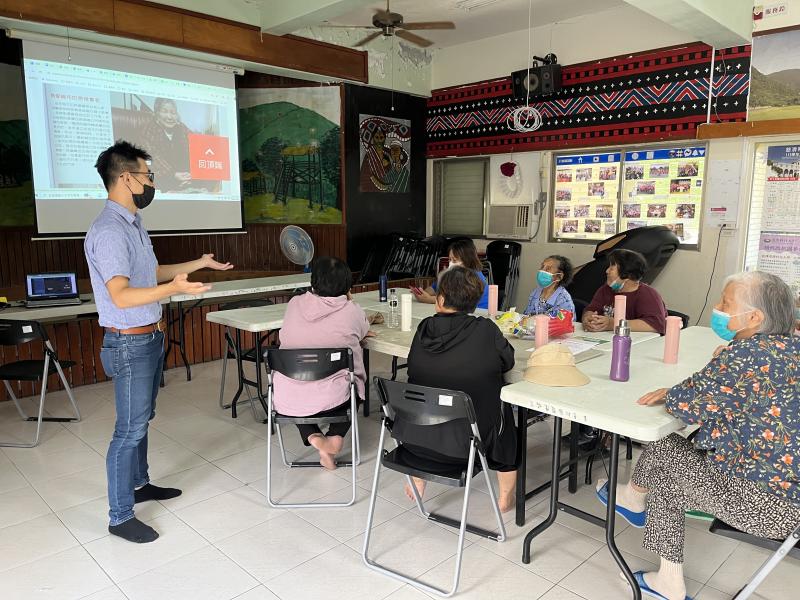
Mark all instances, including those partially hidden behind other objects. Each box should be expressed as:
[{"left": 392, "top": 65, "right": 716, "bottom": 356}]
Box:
[{"left": 274, "top": 257, "right": 372, "bottom": 469}]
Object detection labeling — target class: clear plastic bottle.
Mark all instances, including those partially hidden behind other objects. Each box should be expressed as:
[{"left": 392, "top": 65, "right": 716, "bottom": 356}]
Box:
[{"left": 387, "top": 288, "right": 399, "bottom": 329}]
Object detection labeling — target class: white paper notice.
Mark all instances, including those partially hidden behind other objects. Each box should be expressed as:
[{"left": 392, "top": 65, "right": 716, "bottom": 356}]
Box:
[{"left": 705, "top": 159, "right": 741, "bottom": 227}]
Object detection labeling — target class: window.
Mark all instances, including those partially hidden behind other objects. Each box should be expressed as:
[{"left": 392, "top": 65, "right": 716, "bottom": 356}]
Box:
[
  {"left": 550, "top": 143, "right": 707, "bottom": 247},
  {"left": 433, "top": 158, "right": 488, "bottom": 236},
  {"left": 744, "top": 142, "right": 800, "bottom": 294}
]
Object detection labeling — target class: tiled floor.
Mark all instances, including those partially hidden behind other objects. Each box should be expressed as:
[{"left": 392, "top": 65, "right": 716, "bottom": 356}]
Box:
[{"left": 0, "top": 354, "right": 796, "bottom": 599}]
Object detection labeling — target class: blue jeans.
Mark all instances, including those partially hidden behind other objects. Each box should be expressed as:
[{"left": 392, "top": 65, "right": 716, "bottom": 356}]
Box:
[{"left": 100, "top": 330, "right": 164, "bottom": 526}]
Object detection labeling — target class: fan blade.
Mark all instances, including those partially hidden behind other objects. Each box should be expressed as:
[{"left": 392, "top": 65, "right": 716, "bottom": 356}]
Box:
[
  {"left": 355, "top": 31, "right": 383, "bottom": 47},
  {"left": 399, "top": 21, "right": 456, "bottom": 31},
  {"left": 395, "top": 30, "right": 433, "bottom": 47}
]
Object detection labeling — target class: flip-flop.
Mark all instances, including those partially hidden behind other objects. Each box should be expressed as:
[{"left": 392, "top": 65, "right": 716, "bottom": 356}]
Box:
[
  {"left": 630, "top": 571, "right": 693, "bottom": 600},
  {"left": 595, "top": 481, "right": 647, "bottom": 528}
]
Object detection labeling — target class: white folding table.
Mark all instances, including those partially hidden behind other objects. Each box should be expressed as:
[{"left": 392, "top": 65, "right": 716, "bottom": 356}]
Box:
[{"left": 500, "top": 326, "right": 720, "bottom": 600}]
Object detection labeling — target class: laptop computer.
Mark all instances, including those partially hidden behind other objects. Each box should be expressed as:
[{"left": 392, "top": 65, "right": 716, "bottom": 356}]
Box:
[{"left": 25, "top": 272, "right": 82, "bottom": 308}]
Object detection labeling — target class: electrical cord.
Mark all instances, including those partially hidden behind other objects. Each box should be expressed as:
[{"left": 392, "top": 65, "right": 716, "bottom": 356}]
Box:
[
  {"left": 507, "top": 0, "right": 543, "bottom": 134},
  {"left": 695, "top": 224, "right": 725, "bottom": 325}
]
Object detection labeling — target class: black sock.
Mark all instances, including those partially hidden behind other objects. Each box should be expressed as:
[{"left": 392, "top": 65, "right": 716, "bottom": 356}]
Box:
[
  {"left": 108, "top": 517, "right": 159, "bottom": 543},
  {"left": 134, "top": 483, "right": 182, "bottom": 503}
]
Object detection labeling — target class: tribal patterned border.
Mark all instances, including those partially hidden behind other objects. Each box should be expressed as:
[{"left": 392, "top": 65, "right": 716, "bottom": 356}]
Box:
[{"left": 426, "top": 43, "right": 750, "bottom": 158}]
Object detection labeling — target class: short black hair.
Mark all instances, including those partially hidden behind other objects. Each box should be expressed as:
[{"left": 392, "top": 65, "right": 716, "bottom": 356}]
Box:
[
  {"left": 608, "top": 249, "right": 648, "bottom": 281},
  {"left": 95, "top": 141, "right": 151, "bottom": 190},
  {"left": 311, "top": 257, "right": 352, "bottom": 297},
  {"left": 448, "top": 238, "right": 482, "bottom": 271},
  {"left": 437, "top": 266, "right": 484, "bottom": 313},
  {"left": 546, "top": 255, "right": 574, "bottom": 287}
]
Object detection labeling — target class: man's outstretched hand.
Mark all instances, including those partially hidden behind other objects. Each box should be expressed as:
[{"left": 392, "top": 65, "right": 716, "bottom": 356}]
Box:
[{"left": 201, "top": 253, "right": 233, "bottom": 271}]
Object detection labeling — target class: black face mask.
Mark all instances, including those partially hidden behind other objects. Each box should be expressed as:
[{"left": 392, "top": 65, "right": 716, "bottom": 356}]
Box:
[{"left": 127, "top": 182, "right": 156, "bottom": 209}]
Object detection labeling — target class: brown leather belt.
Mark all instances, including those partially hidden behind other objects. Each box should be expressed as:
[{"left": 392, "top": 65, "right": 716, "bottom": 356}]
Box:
[{"left": 107, "top": 320, "right": 166, "bottom": 335}]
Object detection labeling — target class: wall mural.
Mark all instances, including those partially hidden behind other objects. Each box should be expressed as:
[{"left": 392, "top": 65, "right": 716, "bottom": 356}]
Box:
[
  {"left": 0, "top": 63, "right": 33, "bottom": 227},
  {"left": 426, "top": 43, "right": 750, "bottom": 158},
  {"left": 238, "top": 86, "right": 342, "bottom": 224},
  {"left": 358, "top": 114, "right": 411, "bottom": 193}
]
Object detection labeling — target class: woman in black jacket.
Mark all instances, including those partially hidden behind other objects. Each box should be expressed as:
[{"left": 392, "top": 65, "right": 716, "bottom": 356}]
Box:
[{"left": 402, "top": 266, "right": 518, "bottom": 512}]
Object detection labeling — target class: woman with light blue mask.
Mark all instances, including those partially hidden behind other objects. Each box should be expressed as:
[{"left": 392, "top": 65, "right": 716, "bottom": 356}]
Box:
[
  {"left": 523, "top": 255, "right": 576, "bottom": 318},
  {"left": 596, "top": 271, "right": 800, "bottom": 600}
]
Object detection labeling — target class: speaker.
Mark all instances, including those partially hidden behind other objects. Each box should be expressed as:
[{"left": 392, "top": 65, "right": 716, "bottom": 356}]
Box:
[{"left": 511, "top": 64, "right": 562, "bottom": 98}]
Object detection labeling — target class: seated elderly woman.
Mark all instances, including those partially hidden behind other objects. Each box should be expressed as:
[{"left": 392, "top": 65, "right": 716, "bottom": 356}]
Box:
[
  {"left": 597, "top": 271, "right": 800, "bottom": 600},
  {"left": 274, "top": 257, "right": 373, "bottom": 470},
  {"left": 399, "top": 266, "right": 518, "bottom": 512},
  {"left": 582, "top": 248, "right": 667, "bottom": 334}
]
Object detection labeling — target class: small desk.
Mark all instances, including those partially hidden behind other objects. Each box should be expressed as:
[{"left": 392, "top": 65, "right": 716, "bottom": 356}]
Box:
[
  {"left": 500, "top": 327, "right": 720, "bottom": 600},
  {"left": 166, "top": 274, "right": 311, "bottom": 381},
  {"left": 0, "top": 297, "right": 99, "bottom": 322}
]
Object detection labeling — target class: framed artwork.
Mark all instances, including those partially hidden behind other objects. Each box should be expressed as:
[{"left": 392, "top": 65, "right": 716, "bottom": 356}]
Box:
[{"left": 358, "top": 114, "right": 411, "bottom": 193}]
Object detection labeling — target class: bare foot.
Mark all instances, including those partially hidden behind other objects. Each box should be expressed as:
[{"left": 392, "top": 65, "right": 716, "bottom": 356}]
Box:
[
  {"left": 404, "top": 477, "right": 426, "bottom": 501},
  {"left": 498, "top": 491, "right": 515, "bottom": 513},
  {"left": 326, "top": 435, "right": 344, "bottom": 455},
  {"left": 308, "top": 434, "right": 337, "bottom": 471}
]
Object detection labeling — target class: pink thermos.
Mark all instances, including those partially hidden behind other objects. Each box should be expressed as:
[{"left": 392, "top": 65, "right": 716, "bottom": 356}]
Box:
[
  {"left": 488, "top": 285, "right": 499, "bottom": 317},
  {"left": 613, "top": 295, "right": 627, "bottom": 328},
  {"left": 663, "top": 315, "right": 682, "bottom": 364},
  {"left": 534, "top": 314, "right": 550, "bottom": 348}
]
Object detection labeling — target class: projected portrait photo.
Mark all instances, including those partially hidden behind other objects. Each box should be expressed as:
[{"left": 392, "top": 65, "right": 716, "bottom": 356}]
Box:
[{"left": 110, "top": 94, "right": 222, "bottom": 193}]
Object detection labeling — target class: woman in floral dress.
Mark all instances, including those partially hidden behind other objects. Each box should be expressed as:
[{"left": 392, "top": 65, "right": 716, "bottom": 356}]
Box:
[{"left": 597, "top": 271, "right": 800, "bottom": 600}]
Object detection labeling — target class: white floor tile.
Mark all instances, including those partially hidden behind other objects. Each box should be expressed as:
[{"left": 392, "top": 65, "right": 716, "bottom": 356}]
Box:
[
  {"left": 0, "top": 485, "right": 52, "bottom": 529},
  {"left": 0, "top": 452, "right": 28, "bottom": 493},
  {"left": 2, "top": 427, "right": 88, "bottom": 460},
  {"left": 418, "top": 544, "right": 553, "bottom": 599},
  {"left": 118, "top": 546, "right": 257, "bottom": 600},
  {"left": 249, "top": 461, "right": 353, "bottom": 506},
  {"left": 79, "top": 585, "right": 129, "bottom": 600},
  {"left": 706, "top": 543, "right": 800, "bottom": 599},
  {"left": 31, "top": 466, "right": 108, "bottom": 512},
  {"left": 537, "top": 587, "right": 588, "bottom": 600},
  {"left": 56, "top": 497, "right": 168, "bottom": 545},
  {"left": 153, "top": 413, "right": 264, "bottom": 462},
  {"left": 560, "top": 547, "right": 703, "bottom": 600},
  {"left": 290, "top": 486, "right": 407, "bottom": 543},
  {"left": 145, "top": 442, "right": 208, "bottom": 480},
  {"left": 231, "top": 586, "right": 281, "bottom": 600},
  {"left": 267, "top": 544, "right": 404, "bottom": 600},
  {"left": 475, "top": 508, "right": 603, "bottom": 584},
  {"left": 381, "top": 586, "right": 433, "bottom": 599},
  {"left": 348, "top": 511, "right": 466, "bottom": 580},
  {"left": 213, "top": 444, "right": 278, "bottom": 485},
  {"left": 0, "top": 546, "right": 111, "bottom": 600},
  {"left": 83, "top": 513, "right": 209, "bottom": 582},
  {"left": 153, "top": 463, "right": 244, "bottom": 511},
  {"left": 0, "top": 513, "right": 79, "bottom": 573},
  {"left": 215, "top": 512, "right": 339, "bottom": 583},
  {"left": 8, "top": 444, "right": 104, "bottom": 483},
  {"left": 173, "top": 486, "right": 283, "bottom": 543}
]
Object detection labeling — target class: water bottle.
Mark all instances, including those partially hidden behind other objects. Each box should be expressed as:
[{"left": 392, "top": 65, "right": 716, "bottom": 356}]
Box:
[
  {"left": 379, "top": 275, "right": 388, "bottom": 302},
  {"left": 609, "top": 319, "right": 631, "bottom": 382},
  {"left": 387, "top": 288, "right": 399, "bottom": 329}
]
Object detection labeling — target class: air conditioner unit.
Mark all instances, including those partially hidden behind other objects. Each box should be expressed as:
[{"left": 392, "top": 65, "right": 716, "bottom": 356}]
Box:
[{"left": 486, "top": 204, "right": 532, "bottom": 239}]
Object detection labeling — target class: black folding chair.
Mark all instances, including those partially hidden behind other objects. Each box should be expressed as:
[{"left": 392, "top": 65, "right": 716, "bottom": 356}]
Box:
[
  {"left": 0, "top": 319, "right": 81, "bottom": 448},
  {"left": 264, "top": 347, "right": 360, "bottom": 508},
  {"left": 363, "top": 378, "right": 506, "bottom": 597},
  {"left": 709, "top": 518, "right": 800, "bottom": 599}
]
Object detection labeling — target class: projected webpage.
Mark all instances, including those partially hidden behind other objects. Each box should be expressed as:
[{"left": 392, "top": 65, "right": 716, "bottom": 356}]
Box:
[{"left": 23, "top": 40, "right": 243, "bottom": 234}]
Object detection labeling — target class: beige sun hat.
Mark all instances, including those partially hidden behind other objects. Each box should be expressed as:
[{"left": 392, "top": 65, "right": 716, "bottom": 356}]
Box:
[{"left": 524, "top": 343, "right": 590, "bottom": 387}]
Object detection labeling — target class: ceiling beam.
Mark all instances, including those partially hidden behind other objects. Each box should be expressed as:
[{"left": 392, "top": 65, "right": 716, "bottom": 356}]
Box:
[
  {"left": 623, "top": 0, "right": 751, "bottom": 48},
  {"left": 259, "top": 0, "right": 375, "bottom": 35}
]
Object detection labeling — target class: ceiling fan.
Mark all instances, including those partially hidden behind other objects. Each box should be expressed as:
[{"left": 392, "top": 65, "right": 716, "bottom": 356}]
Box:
[{"left": 321, "top": 0, "right": 455, "bottom": 48}]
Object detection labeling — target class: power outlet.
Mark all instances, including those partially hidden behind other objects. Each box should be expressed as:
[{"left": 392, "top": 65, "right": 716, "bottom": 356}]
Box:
[{"left": 719, "top": 222, "right": 737, "bottom": 236}]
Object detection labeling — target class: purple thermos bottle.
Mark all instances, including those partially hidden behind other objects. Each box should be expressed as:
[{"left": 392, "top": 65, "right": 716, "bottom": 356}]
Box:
[{"left": 610, "top": 319, "right": 631, "bottom": 382}]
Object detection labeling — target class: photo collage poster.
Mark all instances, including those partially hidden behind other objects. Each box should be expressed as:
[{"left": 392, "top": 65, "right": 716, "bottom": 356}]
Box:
[
  {"left": 757, "top": 145, "right": 800, "bottom": 289},
  {"left": 553, "top": 152, "right": 620, "bottom": 241},
  {"left": 620, "top": 146, "right": 706, "bottom": 245}
]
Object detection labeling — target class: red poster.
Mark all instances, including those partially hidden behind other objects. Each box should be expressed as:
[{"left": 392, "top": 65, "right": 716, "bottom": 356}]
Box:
[{"left": 189, "top": 133, "right": 230, "bottom": 180}]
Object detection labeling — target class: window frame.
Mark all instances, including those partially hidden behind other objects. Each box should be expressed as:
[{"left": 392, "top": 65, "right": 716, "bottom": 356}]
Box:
[{"left": 432, "top": 156, "right": 490, "bottom": 238}]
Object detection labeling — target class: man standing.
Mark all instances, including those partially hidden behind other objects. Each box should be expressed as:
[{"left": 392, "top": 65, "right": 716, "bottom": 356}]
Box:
[{"left": 85, "top": 141, "right": 233, "bottom": 543}]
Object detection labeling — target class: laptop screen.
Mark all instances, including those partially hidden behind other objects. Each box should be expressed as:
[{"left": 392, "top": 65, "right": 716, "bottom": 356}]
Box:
[{"left": 26, "top": 273, "right": 79, "bottom": 300}]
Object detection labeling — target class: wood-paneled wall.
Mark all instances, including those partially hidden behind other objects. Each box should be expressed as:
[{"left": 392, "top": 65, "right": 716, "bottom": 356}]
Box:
[
  {"left": 0, "top": 223, "right": 348, "bottom": 400},
  {"left": 0, "top": 275, "right": 431, "bottom": 402}
]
